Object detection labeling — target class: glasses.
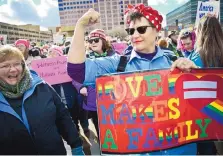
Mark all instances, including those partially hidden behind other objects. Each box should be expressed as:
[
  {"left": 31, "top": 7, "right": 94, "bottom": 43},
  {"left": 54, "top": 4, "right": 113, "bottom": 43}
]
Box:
[
  {"left": 125, "top": 26, "right": 153, "bottom": 35},
  {"left": 88, "top": 38, "right": 100, "bottom": 44},
  {"left": 0, "top": 62, "right": 23, "bottom": 71}
]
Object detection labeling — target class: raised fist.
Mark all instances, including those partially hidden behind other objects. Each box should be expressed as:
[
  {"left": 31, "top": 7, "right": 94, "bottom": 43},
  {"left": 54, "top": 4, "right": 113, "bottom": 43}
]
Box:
[{"left": 78, "top": 8, "right": 100, "bottom": 27}]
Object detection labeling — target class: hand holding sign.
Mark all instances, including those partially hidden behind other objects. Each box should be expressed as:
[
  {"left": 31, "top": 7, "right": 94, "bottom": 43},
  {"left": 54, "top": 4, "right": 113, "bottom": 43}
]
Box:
[{"left": 170, "top": 57, "right": 198, "bottom": 72}]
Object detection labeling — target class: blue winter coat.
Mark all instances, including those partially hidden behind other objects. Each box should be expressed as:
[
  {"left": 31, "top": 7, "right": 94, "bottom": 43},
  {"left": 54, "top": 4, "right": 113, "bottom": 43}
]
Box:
[{"left": 0, "top": 71, "right": 82, "bottom": 155}]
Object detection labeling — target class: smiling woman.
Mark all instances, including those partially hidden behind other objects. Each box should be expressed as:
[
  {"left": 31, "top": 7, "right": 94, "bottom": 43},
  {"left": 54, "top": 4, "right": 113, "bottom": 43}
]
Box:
[
  {"left": 0, "top": 46, "right": 28, "bottom": 96},
  {"left": 0, "top": 45, "right": 84, "bottom": 155}
]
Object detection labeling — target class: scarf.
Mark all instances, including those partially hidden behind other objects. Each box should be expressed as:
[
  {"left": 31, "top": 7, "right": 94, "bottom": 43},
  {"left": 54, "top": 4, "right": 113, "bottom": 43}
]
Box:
[
  {"left": 0, "top": 66, "right": 32, "bottom": 99},
  {"left": 87, "top": 51, "right": 108, "bottom": 59},
  {"left": 93, "top": 51, "right": 107, "bottom": 57}
]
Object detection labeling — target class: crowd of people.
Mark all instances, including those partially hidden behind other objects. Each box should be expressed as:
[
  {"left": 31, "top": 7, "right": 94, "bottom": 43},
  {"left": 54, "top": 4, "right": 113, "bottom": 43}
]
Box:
[{"left": 0, "top": 3, "right": 223, "bottom": 155}]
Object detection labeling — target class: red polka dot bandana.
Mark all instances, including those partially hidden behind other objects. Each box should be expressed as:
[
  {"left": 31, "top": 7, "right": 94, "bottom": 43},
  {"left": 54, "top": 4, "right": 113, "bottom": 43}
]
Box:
[{"left": 125, "top": 3, "right": 163, "bottom": 31}]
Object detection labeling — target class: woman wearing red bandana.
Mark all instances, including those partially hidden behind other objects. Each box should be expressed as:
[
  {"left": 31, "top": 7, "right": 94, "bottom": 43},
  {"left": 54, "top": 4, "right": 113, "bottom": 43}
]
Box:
[{"left": 67, "top": 4, "right": 198, "bottom": 155}]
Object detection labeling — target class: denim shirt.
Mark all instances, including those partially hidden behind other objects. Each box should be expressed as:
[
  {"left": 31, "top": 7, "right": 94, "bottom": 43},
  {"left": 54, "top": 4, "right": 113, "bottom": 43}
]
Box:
[{"left": 83, "top": 46, "right": 197, "bottom": 155}]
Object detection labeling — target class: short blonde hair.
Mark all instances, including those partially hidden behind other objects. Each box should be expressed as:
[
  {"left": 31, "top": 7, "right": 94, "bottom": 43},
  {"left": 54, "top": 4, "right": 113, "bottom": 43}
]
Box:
[{"left": 0, "top": 45, "right": 25, "bottom": 63}]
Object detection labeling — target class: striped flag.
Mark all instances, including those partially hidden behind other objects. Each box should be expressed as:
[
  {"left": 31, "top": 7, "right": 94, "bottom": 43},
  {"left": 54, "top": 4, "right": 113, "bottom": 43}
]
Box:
[
  {"left": 202, "top": 100, "right": 223, "bottom": 124},
  {"left": 183, "top": 81, "right": 217, "bottom": 99}
]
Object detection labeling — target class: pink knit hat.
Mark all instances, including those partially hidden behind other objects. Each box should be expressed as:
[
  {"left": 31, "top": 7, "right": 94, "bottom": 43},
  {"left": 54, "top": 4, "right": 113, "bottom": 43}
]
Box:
[
  {"left": 15, "top": 39, "right": 30, "bottom": 48},
  {"left": 89, "top": 29, "right": 106, "bottom": 40},
  {"left": 49, "top": 46, "right": 63, "bottom": 56}
]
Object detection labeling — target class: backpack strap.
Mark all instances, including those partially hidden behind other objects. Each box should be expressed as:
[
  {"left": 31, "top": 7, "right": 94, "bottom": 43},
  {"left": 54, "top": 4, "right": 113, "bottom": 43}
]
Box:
[
  {"left": 162, "top": 48, "right": 178, "bottom": 62},
  {"left": 116, "top": 55, "right": 130, "bottom": 72}
]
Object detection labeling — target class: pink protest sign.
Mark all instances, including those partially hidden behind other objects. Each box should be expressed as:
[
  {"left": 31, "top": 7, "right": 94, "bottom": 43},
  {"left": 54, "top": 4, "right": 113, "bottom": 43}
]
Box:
[
  {"left": 31, "top": 56, "right": 72, "bottom": 85},
  {"left": 112, "top": 43, "right": 128, "bottom": 54}
]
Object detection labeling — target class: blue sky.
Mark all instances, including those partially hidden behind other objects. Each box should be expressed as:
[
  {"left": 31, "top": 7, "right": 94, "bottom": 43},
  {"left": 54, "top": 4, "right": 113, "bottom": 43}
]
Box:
[{"left": 0, "top": 0, "right": 189, "bottom": 30}]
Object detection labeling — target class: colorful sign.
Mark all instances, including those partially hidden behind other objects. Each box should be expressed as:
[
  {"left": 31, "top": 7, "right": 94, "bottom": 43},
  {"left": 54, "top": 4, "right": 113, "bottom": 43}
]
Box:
[
  {"left": 96, "top": 68, "right": 223, "bottom": 154},
  {"left": 112, "top": 43, "right": 128, "bottom": 54},
  {"left": 31, "top": 56, "right": 72, "bottom": 85},
  {"left": 195, "top": 1, "right": 220, "bottom": 26}
]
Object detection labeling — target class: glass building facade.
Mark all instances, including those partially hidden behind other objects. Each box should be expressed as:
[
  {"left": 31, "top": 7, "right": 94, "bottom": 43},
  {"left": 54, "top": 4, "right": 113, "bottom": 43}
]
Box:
[{"left": 166, "top": 0, "right": 222, "bottom": 28}]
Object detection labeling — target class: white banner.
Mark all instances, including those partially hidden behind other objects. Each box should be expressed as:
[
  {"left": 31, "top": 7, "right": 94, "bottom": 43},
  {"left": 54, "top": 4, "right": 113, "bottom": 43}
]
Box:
[
  {"left": 53, "top": 34, "right": 64, "bottom": 44},
  {"left": 195, "top": 1, "right": 220, "bottom": 26}
]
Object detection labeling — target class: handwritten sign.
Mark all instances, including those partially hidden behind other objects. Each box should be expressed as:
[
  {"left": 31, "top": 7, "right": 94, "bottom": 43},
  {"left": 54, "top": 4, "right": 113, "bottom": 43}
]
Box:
[
  {"left": 96, "top": 68, "right": 223, "bottom": 154},
  {"left": 112, "top": 43, "right": 128, "bottom": 54},
  {"left": 31, "top": 56, "right": 72, "bottom": 85},
  {"left": 195, "top": 1, "right": 220, "bottom": 26}
]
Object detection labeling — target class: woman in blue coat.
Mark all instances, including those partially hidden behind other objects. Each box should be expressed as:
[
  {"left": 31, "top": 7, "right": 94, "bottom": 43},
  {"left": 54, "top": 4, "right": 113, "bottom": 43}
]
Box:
[{"left": 0, "top": 45, "right": 84, "bottom": 155}]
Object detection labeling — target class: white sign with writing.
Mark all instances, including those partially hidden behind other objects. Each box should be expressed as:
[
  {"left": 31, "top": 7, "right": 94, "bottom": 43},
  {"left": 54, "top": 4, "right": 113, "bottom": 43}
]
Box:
[{"left": 195, "top": 1, "right": 220, "bottom": 26}]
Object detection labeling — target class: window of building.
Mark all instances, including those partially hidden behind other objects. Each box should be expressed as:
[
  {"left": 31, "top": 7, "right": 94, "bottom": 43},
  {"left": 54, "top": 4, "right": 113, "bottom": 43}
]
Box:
[
  {"left": 64, "top": 3, "right": 66, "bottom": 5},
  {"left": 80, "top": 1, "right": 82, "bottom": 4},
  {"left": 67, "top": 3, "right": 69, "bottom": 5},
  {"left": 59, "top": 8, "right": 63, "bottom": 11},
  {"left": 77, "top": 2, "right": 79, "bottom": 4},
  {"left": 58, "top": 0, "right": 62, "bottom": 2}
]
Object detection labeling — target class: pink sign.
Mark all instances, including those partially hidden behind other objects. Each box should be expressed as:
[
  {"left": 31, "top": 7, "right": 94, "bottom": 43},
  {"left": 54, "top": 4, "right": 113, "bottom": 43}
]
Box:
[
  {"left": 112, "top": 43, "right": 127, "bottom": 54},
  {"left": 31, "top": 56, "right": 72, "bottom": 85}
]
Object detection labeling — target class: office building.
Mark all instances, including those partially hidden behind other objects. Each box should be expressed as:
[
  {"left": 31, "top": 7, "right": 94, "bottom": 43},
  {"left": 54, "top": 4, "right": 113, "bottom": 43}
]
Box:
[
  {"left": 57, "top": 0, "right": 147, "bottom": 34},
  {"left": 0, "top": 22, "right": 53, "bottom": 44},
  {"left": 166, "top": 0, "right": 223, "bottom": 28}
]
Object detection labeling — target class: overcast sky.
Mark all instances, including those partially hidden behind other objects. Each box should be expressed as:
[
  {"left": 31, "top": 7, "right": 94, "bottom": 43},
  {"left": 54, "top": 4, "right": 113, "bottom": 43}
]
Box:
[{"left": 0, "top": 0, "right": 189, "bottom": 30}]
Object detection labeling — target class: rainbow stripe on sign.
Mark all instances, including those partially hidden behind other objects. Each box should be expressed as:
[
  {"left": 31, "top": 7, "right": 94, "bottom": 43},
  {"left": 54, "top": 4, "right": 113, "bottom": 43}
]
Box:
[
  {"left": 168, "top": 77, "right": 177, "bottom": 94},
  {"left": 105, "top": 85, "right": 114, "bottom": 95},
  {"left": 202, "top": 100, "right": 223, "bottom": 124},
  {"left": 98, "top": 85, "right": 103, "bottom": 97},
  {"left": 132, "top": 107, "right": 153, "bottom": 120},
  {"left": 159, "top": 129, "right": 179, "bottom": 142},
  {"left": 97, "top": 84, "right": 115, "bottom": 98}
]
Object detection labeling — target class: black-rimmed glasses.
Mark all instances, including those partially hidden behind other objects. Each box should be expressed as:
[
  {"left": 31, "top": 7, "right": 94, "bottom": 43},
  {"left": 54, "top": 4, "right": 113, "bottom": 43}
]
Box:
[
  {"left": 125, "top": 26, "right": 153, "bottom": 35},
  {"left": 88, "top": 38, "right": 100, "bottom": 44}
]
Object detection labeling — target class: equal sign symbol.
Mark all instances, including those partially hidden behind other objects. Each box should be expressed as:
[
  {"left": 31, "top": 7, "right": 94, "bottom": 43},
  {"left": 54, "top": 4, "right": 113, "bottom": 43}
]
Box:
[{"left": 183, "top": 81, "right": 217, "bottom": 99}]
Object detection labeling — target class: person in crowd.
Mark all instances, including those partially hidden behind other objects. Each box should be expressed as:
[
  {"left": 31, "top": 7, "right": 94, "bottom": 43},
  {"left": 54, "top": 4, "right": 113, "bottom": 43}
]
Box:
[
  {"left": 15, "top": 39, "right": 30, "bottom": 60},
  {"left": 49, "top": 46, "right": 90, "bottom": 135},
  {"left": 177, "top": 29, "right": 196, "bottom": 58},
  {"left": 15, "top": 39, "right": 42, "bottom": 69},
  {"left": 0, "top": 45, "right": 84, "bottom": 155},
  {"left": 63, "top": 41, "right": 72, "bottom": 55},
  {"left": 26, "top": 47, "right": 42, "bottom": 68},
  {"left": 67, "top": 4, "right": 198, "bottom": 155},
  {"left": 158, "top": 38, "right": 168, "bottom": 49},
  {"left": 167, "top": 31, "right": 183, "bottom": 57},
  {"left": 0, "top": 36, "right": 4, "bottom": 46},
  {"left": 48, "top": 45, "right": 63, "bottom": 58},
  {"left": 71, "top": 29, "right": 115, "bottom": 139},
  {"left": 193, "top": 15, "right": 223, "bottom": 155},
  {"left": 30, "top": 42, "right": 36, "bottom": 48}
]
